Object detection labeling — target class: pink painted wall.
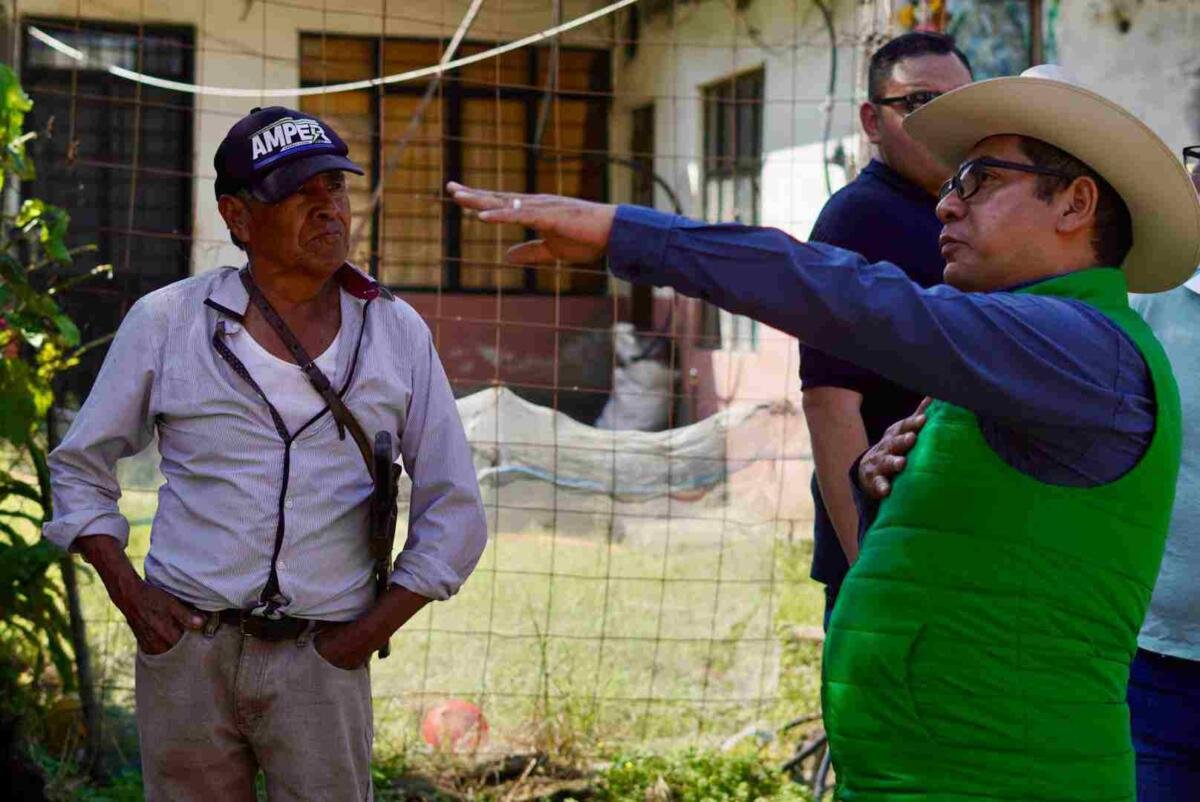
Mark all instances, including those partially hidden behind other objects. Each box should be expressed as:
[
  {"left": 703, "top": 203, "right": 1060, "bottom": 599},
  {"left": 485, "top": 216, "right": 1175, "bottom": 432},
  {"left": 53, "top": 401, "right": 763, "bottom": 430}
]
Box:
[
  {"left": 402, "top": 293, "right": 626, "bottom": 423},
  {"left": 654, "top": 294, "right": 812, "bottom": 524},
  {"left": 652, "top": 295, "right": 803, "bottom": 421}
]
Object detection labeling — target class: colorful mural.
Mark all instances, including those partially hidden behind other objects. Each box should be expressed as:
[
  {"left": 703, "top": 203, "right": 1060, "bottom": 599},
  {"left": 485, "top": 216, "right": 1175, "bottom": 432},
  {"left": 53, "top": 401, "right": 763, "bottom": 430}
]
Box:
[{"left": 895, "top": 0, "right": 1060, "bottom": 79}]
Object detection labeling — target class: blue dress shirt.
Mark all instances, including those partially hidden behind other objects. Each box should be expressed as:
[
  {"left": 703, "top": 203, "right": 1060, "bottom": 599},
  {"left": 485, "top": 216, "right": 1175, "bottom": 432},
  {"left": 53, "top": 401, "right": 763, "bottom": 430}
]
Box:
[
  {"left": 608, "top": 205, "right": 1154, "bottom": 490},
  {"left": 1131, "top": 278, "right": 1200, "bottom": 661}
]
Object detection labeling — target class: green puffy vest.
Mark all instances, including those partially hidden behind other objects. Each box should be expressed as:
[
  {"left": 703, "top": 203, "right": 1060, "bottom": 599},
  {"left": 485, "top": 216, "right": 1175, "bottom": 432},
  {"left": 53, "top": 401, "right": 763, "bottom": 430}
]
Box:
[{"left": 822, "top": 268, "right": 1182, "bottom": 801}]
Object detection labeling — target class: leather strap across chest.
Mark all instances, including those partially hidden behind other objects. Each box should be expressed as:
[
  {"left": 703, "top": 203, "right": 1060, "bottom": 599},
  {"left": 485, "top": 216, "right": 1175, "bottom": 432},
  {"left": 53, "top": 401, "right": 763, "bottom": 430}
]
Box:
[{"left": 239, "top": 267, "right": 375, "bottom": 476}]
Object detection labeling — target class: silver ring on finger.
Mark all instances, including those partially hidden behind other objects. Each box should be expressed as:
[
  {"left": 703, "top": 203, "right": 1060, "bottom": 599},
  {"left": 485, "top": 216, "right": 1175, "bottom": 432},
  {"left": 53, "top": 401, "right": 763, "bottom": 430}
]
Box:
[{"left": 512, "top": 198, "right": 522, "bottom": 211}]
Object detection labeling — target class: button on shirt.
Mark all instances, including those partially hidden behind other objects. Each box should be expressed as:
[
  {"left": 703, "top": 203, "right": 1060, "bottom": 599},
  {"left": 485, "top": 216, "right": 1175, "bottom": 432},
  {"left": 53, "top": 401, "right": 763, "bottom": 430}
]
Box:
[
  {"left": 44, "top": 264, "right": 488, "bottom": 621},
  {"left": 800, "top": 160, "right": 946, "bottom": 590},
  {"left": 608, "top": 205, "right": 1154, "bottom": 489}
]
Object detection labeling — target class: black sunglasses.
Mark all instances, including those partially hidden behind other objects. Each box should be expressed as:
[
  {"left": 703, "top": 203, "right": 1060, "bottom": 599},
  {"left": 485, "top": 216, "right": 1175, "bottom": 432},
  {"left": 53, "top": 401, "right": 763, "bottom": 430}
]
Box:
[
  {"left": 1184, "top": 146, "right": 1200, "bottom": 175},
  {"left": 939, "top": 157, "right": 1076, "bottom": 203},
  {"left": 872, "top": 90, "right": 942, "bottom": 115}
]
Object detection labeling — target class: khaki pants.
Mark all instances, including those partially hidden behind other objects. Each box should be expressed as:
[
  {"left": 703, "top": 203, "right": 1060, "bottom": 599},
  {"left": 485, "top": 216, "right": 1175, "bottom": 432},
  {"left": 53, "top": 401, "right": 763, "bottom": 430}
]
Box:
[{"left": 134, "top": 623, "right": 373, "bottom": 801}]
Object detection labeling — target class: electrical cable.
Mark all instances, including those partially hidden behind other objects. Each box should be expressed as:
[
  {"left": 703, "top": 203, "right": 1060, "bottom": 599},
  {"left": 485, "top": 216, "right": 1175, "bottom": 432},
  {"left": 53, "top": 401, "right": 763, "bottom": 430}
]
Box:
[{"left": 25, "top": 0, "right": 637, "bottom": 98}]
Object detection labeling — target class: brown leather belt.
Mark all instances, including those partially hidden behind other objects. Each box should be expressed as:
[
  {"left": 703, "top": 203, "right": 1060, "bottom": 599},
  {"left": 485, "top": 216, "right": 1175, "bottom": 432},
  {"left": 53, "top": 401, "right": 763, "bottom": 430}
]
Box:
[{"left": 215, "top": 609, "right": 333, "bottom": 641}]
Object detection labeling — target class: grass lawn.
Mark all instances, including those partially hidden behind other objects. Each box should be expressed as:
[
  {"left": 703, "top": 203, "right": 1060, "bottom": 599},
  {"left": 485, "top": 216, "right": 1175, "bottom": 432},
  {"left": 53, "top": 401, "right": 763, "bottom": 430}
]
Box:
[{"left": 70, "top": 487, "right": 824, "bottom": 760}]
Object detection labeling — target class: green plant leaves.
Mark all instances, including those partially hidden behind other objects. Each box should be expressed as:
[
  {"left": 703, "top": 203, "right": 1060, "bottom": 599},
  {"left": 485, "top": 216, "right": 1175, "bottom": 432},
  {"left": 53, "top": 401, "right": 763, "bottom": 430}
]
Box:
[
  {"left": 51, "top": 313, "right": 80, "bottom": 347},
  {"left": 0, "top": 55, "right": 92, "bottom": 712},
  {"left": 0, "top": 357, "right": 39, "bottom": 444},
  {"left": 596, "top": 750, "right": 812, "bottom": 802},
  {"left": 15, "top": 197, "right": 45, "bottom": 228},
  {"left": 0, "top": 62, "right": 35, "bottom": 192},
  {"left": 17, "top": 198, "right": 74, "bottom": 267}
]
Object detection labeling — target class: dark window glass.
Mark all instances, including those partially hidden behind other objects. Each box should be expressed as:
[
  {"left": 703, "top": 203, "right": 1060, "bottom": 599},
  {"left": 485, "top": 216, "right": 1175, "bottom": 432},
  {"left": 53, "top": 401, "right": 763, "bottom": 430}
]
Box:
[
  {"left": 699, "top": 68, "right": 763, "bottom": 351},
  {"left": 22, "top": 19, "right": 195, "bottom": 404}
]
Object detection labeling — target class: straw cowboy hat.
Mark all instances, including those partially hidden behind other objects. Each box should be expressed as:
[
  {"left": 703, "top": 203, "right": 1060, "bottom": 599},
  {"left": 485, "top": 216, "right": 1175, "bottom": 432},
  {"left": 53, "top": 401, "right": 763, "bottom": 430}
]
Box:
[{"left": 905, "top": 65, "right": 1200, "bottom": 293}]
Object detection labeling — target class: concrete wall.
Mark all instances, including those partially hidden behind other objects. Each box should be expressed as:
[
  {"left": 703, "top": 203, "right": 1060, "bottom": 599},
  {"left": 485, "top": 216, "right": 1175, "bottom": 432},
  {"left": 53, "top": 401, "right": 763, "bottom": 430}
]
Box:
[
  {"left": 1055, "top": 0, "right": 1200, "bottom": 151},
  {"left": 609, "top": 0, "right": 864, "bottom": 244},
  {"left": 605, "top": 0, "right": 1200, "bottom": 426},
  {"left": 602, "top": 0, "right": 875, "bottom": 522}
]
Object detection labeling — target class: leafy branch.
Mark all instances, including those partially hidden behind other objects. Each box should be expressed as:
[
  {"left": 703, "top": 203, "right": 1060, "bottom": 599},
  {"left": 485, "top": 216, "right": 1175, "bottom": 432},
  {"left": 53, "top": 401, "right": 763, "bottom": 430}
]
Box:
[{"left": 0, "top": 61, "right": 110, "bottom": 763}]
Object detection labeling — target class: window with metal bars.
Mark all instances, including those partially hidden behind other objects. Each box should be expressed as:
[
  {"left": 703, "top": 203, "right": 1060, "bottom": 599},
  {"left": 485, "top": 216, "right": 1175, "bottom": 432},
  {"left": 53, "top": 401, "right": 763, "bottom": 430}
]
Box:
[
  {"left": 299, "top": 34, "right": 611, "bottom": 295},
  {"left": 21, "top": 17, "right": 195, "bottom": 404},
  {"left": 700, "top": 68, "right": 763, "bottom": 352}
]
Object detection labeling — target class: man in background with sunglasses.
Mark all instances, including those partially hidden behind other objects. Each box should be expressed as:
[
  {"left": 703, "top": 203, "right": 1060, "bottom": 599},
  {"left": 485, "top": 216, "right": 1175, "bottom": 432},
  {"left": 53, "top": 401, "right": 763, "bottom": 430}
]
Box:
[
  {"left": 449, "top": 64, "right": 1200, "bottom": 800},
  {"left": 801, "top": 32, "right": 972, "bottom": 631}
]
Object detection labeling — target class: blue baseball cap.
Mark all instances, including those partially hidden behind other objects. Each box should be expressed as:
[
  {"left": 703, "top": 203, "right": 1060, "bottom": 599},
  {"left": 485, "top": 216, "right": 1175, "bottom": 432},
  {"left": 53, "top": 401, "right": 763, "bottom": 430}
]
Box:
[{"left": 213, "top": 106, "right": 364, "bottom": 204}]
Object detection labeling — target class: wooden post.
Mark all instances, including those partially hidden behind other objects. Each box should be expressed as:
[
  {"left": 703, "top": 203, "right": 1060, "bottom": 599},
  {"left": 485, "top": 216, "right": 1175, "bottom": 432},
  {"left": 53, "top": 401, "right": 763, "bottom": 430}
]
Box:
[
  {"left": 61, "top": 555, "right": 105, "bottom": 780},
  {"left": 47, "top": 410, "right": 106, "bottom": 781},
  {"left": 1029, "top": 0, "right": 1045, "bottom": 66}
]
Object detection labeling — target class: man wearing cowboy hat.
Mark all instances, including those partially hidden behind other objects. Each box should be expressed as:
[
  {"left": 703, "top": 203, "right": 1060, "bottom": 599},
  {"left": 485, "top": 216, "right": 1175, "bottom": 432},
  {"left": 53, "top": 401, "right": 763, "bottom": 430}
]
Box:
[
  {"left": 447, "top": 65, "right": 1199, "bottom": 799},
  {"left": 857, "top": 160, "right": 1200, "bottom": 800}
]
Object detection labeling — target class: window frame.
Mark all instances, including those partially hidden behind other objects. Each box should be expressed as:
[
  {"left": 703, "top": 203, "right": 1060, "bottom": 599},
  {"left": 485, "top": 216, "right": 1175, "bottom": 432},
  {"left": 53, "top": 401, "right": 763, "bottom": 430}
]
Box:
[
  {"left": 699, "top": 67, "right": 764, "bottom": 352},
  {"left": 19, "top": 15, "right": 196, "bottom": 281},
  {"left": 298, "top": 33, "right": 612, "bottom": 295}
]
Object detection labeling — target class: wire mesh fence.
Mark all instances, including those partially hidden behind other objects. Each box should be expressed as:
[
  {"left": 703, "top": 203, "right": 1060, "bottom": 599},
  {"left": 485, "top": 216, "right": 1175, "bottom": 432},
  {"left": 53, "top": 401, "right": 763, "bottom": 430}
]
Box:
[{"left": 8, "top": 0, "right": 902, "bottom": 763}]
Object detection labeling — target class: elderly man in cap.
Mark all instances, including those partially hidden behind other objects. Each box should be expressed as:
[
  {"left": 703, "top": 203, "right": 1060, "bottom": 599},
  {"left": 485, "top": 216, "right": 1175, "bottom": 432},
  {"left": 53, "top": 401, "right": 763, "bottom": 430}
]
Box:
[
  {"left": 449, "top": 66, "right": 1199, "bottom": 800},
  {"left": 44, "top": 106, "right": 487, "bottom": 800}
]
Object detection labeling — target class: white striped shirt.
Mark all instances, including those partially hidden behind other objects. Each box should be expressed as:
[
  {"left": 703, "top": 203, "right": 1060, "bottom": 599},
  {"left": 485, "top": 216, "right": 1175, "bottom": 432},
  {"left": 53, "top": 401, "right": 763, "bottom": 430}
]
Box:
[{"left": 44, "top": 264, "right": 487, "bottom": 620}]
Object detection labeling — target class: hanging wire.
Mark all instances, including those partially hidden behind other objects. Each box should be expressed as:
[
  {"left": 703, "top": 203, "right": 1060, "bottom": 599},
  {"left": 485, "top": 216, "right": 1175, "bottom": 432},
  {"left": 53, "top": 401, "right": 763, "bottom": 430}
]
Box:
[{"left": 26, "top": 0, "right": 637, "bottom": 98}]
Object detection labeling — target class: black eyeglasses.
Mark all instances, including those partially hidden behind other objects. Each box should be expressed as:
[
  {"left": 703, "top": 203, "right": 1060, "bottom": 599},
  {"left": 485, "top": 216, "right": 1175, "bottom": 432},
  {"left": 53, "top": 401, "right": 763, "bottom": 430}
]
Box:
[
  {"left": 1184, "top": 146, "right": 1200, "bottom": 175},
  {"left": 939, "top": 157, "right": 1076, "bottom": 203},
  {"left": 872, "top": 90, "right": 942, "bottom": 115}
]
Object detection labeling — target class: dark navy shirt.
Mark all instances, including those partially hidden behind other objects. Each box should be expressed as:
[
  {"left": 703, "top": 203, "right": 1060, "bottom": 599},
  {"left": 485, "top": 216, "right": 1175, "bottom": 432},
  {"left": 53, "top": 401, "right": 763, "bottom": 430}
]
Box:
[
  {"left": 800, "top": 160, "right": 946, "bottom": 588},
  {"left": 606, "top": 204, "right": 1155, "bottom": 525}
]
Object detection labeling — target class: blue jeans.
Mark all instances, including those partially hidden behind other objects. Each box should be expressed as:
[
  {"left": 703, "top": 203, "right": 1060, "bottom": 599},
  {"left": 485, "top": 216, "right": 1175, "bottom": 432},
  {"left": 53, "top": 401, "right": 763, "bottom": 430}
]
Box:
[
  {"left": 821, "top": 582, "right": 841, "bottom": 632},
  {"left": 1127, "top": 648, "right": 1200, "bottom": 801}
]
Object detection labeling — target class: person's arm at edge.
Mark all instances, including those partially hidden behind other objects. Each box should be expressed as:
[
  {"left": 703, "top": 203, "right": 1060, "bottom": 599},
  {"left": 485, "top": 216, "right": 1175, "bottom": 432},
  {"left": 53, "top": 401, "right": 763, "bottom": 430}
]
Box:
[
  {"left": 44, "top": 299, "right": 158, "bottom": 556},
  {"left": 799, "top": 192, "right": 880, "bottom": 565},
  {"left": 802, "top": 386, "right": 867, "bottom": 565},
  {"left": 389, "top": 315, "right": 488, "bottom": 605},
  {"left": 848, "top": 398, "right": 932, "bottom": 546},
  {"left": 848, "top": 451, "right": 880, "bottom": 545},
  {"left": 446, "top": 187, "right": 1143, "bottom": 432}
]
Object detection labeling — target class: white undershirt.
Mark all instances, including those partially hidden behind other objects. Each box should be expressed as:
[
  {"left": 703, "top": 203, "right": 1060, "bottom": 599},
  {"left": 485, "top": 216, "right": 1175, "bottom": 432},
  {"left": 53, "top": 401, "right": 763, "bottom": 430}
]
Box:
[{"left": 226, "top": 327, "right": 341, "bottom": 435}]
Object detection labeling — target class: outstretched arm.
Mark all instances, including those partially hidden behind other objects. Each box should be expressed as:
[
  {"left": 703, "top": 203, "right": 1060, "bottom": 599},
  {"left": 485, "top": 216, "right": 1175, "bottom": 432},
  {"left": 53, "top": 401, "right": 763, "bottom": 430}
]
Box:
[{"left": 448, "top": 185, "right": 1149, "bottom": 433}]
